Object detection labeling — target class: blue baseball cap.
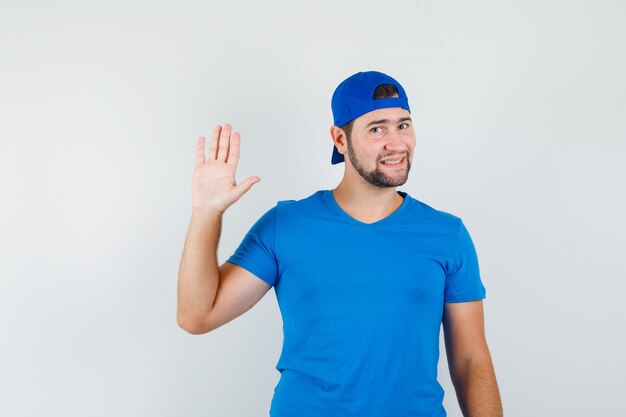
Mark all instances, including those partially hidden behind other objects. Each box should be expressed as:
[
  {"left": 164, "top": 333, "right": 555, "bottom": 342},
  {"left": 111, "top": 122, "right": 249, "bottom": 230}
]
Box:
[{"left": 331, "top": 71, "right": 411, "bottom": 164}]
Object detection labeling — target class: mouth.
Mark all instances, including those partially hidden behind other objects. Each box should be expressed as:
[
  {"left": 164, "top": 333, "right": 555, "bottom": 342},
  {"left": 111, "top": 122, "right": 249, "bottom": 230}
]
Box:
[{"left": 379, "top": 156, "right": 406, "bottom": 168}]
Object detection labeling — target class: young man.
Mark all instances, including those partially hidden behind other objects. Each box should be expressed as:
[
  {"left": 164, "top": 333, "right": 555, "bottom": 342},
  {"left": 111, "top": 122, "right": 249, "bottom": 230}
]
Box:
[{"left": 177, "top": 71, "right": 503, "bottom": 417}]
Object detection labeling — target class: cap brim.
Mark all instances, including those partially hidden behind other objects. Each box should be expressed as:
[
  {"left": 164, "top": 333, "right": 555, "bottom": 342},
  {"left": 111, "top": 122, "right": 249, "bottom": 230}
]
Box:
[{"left": 331, "top": 145, "right": 344, "bottom": 164}]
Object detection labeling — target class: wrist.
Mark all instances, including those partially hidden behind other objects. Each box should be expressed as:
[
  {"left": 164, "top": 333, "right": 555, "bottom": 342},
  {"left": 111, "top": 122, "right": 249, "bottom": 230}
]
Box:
[{"left": 191, "top": 206, "right": 224, "bottom": 220}]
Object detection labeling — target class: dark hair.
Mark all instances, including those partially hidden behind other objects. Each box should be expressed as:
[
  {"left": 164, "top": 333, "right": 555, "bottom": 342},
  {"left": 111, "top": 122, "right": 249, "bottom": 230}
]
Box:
[{"left": 340, "top": 83, "right": 399, "bottom": 141}]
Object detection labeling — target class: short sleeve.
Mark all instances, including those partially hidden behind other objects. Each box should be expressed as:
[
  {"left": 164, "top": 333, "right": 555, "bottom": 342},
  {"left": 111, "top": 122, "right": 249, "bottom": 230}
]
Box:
[
  {"left": 226, "top": 206, "right": 279, "bottom": 287},
  {"left": 444, "top": 220, "right": 487, "bottom": 303}
]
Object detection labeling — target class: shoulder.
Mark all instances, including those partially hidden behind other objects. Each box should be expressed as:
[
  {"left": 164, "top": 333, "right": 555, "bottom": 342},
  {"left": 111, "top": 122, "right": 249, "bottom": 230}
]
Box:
[
  {"left": 253, "top": 190, "right": 324, "bottom": 220},
  {"left": 275, "top": 189, "right": 328, "bottom": 214},
  {"left": 401, "top": 191, "right": 463, "bottom": 231}
]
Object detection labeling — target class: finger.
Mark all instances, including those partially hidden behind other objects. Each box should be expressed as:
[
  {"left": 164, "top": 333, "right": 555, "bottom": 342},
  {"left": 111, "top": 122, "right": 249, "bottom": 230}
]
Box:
[
  {"left": 231, "top": 176, "right": 261, "bottom": 201},
  {"left": 195, "top": 136, "right": 206, "bottom": 166},
  {"left": 226, "top": 131, "right": 240, "bottom": 166},
  {"left": 208, "top": 125, "right": 221, "bottom": 160},
  {"left": 217, "top": 124, "right": 231, "bottom": 161}
]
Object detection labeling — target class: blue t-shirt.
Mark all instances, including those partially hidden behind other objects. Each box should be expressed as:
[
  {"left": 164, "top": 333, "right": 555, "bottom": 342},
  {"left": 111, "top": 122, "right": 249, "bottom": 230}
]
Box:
[{"left": 227, "top": 189, "right": 486, "bottom": 417}]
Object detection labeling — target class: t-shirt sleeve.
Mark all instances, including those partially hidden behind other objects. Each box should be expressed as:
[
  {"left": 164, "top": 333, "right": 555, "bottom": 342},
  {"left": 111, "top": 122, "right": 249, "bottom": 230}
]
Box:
[
  {"left": 226, "top": 206, "right": 279, "bottom": 287},
  {"left": 444, "top": 220, "right": 487, "bottom": 303}
]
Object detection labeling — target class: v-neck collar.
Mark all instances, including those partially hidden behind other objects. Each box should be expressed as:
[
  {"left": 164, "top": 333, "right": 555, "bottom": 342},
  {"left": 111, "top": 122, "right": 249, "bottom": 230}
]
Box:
[{"left": 324, "top": 189, "right": 410, "bottom": 226}]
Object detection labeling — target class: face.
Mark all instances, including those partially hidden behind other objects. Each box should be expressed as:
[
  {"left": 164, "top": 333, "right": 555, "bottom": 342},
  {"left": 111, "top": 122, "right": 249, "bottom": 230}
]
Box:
[{"left": 344, "top": 107, "right": 415, "bottom": 188}]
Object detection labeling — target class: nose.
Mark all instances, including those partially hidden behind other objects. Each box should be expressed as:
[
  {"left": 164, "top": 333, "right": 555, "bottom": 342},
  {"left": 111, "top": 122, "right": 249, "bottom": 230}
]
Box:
[{"left": 384, "top": 131, "right": 407, "bottom": 155}]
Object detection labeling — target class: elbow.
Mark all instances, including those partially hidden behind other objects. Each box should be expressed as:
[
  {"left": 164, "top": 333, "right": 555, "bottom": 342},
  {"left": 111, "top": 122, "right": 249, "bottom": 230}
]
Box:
[{"left": 177, "top": 313, "right": 210, "bottom": 335}]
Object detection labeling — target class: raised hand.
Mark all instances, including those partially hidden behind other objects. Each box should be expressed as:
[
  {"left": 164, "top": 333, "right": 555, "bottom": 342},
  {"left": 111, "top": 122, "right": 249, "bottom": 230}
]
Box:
[{"left": 191, "top": 124, "right": 260, "bottom": 214}]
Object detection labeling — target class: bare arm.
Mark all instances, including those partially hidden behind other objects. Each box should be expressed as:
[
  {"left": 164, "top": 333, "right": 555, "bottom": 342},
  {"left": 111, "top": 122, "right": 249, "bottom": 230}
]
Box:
[
  {"left": 177, "top": 124, "right": 261, "bottom": 334},
  {"left": 177, "top": 208, "right": 222, "bottom": 334},
  {"left": 442, "top": 300, "right": 503, "bottom": 417}
]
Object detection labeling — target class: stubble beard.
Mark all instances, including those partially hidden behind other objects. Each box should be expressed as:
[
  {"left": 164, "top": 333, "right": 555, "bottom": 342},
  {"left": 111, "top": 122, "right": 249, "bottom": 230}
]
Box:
[{"left": 346, "top": 136, "right": 411, "bottom": 188}]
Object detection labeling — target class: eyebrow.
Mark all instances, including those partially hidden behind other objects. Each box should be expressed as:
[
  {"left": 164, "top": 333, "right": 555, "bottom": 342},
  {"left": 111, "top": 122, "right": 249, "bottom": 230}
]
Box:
[{"left": 365, "top": 117, "right": 412, "bottom": 128}]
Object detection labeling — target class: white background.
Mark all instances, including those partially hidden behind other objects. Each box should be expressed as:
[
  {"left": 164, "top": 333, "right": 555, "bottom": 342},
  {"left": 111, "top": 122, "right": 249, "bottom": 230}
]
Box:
[{"left": 1, "top": 1, "right": 625, "bottom": 416}]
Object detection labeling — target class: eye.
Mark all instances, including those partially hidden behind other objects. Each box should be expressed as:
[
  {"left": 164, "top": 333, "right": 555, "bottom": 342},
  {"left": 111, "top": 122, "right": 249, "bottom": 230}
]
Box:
[
  {"left": 399, "top": 122, "right": 410, "bottom": 129},
  {"left": 370, "top": 127, "right": 383, "bottom": 134}
]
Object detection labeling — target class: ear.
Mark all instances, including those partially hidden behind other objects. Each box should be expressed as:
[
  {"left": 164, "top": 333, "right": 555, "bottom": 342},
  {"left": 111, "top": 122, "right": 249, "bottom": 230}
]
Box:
[{"left": 329, "top": 125, "right": 347, "bottom": 156}]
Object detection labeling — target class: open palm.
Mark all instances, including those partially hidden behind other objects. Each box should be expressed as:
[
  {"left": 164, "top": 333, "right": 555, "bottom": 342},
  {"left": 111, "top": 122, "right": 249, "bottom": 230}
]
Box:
[{"left": 192, "top": 124, "right": 260, "bottom": 214}]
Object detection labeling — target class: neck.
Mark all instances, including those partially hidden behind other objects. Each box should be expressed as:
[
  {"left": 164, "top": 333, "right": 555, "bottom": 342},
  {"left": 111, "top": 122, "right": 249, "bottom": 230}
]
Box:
[{"left": 332, "top": 176, "right": 404, "bottom": 224}]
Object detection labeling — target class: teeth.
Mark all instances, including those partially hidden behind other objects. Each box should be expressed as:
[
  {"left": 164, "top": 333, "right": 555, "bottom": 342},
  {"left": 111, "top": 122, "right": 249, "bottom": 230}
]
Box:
[{"left": 382, "top": 159, "right": 401, "bottom": 164}]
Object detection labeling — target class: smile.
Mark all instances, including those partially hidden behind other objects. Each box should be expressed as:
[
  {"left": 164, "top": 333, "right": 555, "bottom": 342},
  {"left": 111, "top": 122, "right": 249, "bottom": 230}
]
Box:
[{"left": 380, "top": 156, "right": 406, "bottom": 167}]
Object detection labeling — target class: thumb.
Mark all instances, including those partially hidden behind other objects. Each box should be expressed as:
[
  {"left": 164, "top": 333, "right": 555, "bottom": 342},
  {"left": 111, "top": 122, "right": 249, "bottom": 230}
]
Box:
[{"left": 231, "top": 176, "right": 261, "bottom": 200}]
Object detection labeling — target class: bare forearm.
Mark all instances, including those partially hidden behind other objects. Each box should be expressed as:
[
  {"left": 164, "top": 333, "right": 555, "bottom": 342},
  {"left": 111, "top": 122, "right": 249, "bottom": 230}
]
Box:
[
  {"left": 451, "top": 356, "right": 503, "bottom": 417},
  {"left": 177, "top": 208, "right": 223, "bottom": 330}
]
